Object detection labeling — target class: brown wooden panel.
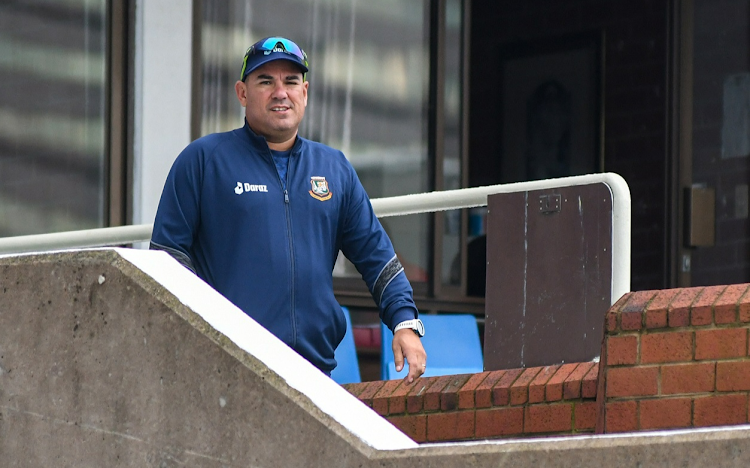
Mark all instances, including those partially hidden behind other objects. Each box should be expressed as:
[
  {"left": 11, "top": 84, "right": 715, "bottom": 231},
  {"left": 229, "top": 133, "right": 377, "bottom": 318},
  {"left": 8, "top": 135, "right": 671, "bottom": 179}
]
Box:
[{"left": 484, "top": 183, "right": 613, "bottom": 370}]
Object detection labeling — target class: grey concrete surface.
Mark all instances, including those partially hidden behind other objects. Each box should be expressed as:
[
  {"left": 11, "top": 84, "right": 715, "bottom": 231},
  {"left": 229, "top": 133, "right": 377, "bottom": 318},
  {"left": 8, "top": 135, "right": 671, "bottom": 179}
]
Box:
[
  {"left": 2, "top": 249, "right": 750, "bottom": 467},
  {"left": 0, "top": 250, "right": 371, "bottom": 467}
]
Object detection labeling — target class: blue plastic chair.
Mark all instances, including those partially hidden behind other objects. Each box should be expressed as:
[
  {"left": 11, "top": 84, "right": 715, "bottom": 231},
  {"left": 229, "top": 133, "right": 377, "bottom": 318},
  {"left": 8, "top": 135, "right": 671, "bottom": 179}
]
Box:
[
  {"left": 380, "top": 314, "right": 483, "bottom": 380},
  {"left": 331, "top": 306, "right": 362, "bottom": 384}
]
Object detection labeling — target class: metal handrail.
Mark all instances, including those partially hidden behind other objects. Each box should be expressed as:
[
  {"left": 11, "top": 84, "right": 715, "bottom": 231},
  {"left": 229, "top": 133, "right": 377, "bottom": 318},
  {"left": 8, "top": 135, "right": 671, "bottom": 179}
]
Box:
[{"left": 0, "top": 173, "right": 631, "bottom": 299}]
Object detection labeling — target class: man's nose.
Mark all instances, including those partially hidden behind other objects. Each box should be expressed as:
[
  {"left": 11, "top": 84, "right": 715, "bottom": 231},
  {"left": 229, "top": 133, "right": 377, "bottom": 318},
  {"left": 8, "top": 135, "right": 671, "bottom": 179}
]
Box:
[{"left": 271, "top": 82, "right": 288, "bottom": 99}]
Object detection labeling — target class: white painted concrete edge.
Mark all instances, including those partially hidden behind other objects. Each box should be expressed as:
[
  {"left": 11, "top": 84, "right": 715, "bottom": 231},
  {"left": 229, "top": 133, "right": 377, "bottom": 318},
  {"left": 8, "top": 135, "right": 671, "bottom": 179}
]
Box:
[{"left": 113, "top": 247, "right": 418, "bottom": 452}]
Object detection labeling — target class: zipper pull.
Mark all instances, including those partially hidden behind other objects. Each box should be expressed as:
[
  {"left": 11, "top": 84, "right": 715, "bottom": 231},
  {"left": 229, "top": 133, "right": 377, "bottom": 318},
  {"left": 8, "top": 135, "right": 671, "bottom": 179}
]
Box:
[{"left": 284, "top": 190, "right": 289, "bottom": 204}]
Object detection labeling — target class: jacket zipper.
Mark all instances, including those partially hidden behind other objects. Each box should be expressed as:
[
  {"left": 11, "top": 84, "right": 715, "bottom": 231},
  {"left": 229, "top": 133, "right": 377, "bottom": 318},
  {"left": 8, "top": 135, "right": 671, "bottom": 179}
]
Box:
[
  {"left": 269, "top": 149, "right": 297, "bottom": 348},
  {"left": 284, "top": 183, "right": 296, "bottom": 349}
]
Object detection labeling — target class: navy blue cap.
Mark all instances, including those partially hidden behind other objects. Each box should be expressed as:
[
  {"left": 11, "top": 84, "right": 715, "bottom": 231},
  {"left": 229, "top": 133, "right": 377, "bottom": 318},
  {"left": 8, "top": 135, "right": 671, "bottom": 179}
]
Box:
[{"left": 240, "top": 37, "right": 309, "bottom": 81}]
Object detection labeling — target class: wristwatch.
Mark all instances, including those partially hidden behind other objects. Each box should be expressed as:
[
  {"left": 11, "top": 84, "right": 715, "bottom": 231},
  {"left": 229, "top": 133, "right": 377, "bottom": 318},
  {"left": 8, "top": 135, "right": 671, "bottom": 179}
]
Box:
[{"left": 394, "top": 318, "right": 425, "bottom": 337}]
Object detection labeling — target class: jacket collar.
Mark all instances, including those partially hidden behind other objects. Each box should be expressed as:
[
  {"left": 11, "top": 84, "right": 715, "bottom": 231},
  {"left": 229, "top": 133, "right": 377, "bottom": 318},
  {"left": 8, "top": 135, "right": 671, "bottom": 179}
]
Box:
[{"left": 241, "top": 119, "right": 304, "bottom": 155}]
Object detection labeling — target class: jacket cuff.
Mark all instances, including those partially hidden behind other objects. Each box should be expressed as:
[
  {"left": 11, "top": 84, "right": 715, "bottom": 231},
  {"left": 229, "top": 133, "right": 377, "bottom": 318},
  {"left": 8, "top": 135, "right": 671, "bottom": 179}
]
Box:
[{"left": 390, "top": 308, "right": 417, "bottom": 332}]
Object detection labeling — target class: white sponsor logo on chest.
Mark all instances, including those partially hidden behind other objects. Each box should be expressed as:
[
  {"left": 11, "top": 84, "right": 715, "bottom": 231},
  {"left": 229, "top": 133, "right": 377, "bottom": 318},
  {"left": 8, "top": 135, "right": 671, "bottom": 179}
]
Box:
[{"left": 234, "top": 182, "right": 268, "bottom": 194}]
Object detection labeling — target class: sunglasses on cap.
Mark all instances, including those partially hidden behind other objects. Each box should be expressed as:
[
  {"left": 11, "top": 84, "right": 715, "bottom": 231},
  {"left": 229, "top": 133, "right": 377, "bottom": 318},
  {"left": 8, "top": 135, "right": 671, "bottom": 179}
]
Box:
[{"left": 240, "top": 37, "right": 309, "bottom": 82}]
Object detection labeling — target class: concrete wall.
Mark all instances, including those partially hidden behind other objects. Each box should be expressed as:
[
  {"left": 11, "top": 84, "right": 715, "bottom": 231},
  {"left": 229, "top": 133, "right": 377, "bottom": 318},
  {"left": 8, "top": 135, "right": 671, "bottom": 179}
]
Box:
[{"left": 3, "top": 249, "right": 750, "bottom": 467}]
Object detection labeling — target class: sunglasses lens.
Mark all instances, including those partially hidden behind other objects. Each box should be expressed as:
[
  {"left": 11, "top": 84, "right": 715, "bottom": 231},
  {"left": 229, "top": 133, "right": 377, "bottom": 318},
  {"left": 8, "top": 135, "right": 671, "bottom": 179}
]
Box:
[{"left": 258, "top": 37, "right": 305, "bottom": 60}]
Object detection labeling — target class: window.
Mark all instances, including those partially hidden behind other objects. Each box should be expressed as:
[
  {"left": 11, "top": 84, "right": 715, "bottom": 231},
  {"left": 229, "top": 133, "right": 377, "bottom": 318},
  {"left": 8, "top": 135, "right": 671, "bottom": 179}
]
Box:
[
  {"left": 0, "top": 0, "right": 115, "bottom": 236},
  {"left": 199, "top": 0, "right": 475, "bottom": 310}
]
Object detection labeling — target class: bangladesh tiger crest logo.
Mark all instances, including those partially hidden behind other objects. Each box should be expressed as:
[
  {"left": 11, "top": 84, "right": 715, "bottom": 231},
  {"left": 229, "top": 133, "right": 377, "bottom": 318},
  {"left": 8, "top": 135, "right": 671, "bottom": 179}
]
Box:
[{"left": 309, "top": 176, "right": 332, "bottom": 201}]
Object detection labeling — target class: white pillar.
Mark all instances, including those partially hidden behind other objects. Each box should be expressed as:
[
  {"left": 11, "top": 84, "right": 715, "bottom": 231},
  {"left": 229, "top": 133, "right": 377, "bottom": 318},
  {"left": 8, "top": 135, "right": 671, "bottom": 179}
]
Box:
[{"left": 132, "top": 0, "right": 193, "bottom": 232}]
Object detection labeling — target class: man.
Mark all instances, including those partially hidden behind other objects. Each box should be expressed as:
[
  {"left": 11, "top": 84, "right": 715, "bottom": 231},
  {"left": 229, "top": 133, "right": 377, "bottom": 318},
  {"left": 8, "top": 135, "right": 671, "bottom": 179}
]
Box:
[{"left": 151, "top": 37, "right": 427, "bottom": 382}]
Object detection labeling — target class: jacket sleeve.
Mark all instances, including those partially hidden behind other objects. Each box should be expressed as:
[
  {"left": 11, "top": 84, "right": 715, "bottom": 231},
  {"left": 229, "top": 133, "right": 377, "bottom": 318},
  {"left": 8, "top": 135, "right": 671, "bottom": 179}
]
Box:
[
  {"left": 339, "top": 163, "right": 419, "bottom": 331},
  {"left": 149, "top": 144, "right": 204, "bottom": 273}
]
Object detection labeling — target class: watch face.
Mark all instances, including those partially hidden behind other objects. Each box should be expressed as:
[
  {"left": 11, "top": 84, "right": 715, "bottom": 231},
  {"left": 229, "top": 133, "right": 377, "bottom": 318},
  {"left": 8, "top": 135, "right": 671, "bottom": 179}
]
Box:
[{"left": 415, "top": 319, "right": 425, "bottom": 337}]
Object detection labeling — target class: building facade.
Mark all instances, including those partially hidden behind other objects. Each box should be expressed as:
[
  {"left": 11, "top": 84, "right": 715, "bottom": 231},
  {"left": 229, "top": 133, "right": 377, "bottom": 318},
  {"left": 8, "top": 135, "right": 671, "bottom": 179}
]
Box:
[{"left": 1, "top": 0, "right": 748, "bottom": 317}]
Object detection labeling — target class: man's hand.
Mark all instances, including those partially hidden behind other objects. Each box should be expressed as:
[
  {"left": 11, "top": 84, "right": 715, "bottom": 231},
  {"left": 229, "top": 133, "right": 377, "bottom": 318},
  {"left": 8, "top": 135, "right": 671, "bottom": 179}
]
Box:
[{"left": 392, "top": 328, "right": 427, "bottom": 384}]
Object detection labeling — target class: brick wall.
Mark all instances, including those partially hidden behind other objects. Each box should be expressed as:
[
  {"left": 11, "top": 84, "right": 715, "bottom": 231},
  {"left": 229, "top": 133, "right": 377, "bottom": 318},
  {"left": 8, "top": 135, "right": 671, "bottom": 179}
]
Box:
[
  {"left": 344, "top": 283, "right": 750, "bottom": 442},
  {"left": 344, "top": 362, "right": 599, "bottom": 442},
  {"left": 597, "top": 283, "right": 750, "bottom": 432}
]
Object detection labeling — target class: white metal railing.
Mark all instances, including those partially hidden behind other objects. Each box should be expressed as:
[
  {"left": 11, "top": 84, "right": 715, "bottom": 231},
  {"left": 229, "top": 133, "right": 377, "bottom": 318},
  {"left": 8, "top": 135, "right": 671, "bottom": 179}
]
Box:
[{"left": 0, "top": 173, "right": 631, "bottom": 299}]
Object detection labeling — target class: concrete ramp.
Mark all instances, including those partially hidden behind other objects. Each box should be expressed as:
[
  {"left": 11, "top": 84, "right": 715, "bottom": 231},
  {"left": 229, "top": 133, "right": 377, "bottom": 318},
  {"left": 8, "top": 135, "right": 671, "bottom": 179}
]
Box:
[{"left": 2, "top": 249, "right": 750, "bottom": 467}]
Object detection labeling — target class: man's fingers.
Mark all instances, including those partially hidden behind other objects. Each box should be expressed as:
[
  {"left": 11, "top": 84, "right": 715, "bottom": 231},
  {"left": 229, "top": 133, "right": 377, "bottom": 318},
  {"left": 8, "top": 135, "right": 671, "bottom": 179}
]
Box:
[
  {"left": 393, "top": 341, "right": 405, "bottom": 372},
  {"left": 406, "top": 358, "right": 422, "bottom": 382},
  {"left": 392, "top": 328, "right": 427, "bottom": 383},
  {"left": 402, "top": 345, "right": 427, "bottom": 383}
]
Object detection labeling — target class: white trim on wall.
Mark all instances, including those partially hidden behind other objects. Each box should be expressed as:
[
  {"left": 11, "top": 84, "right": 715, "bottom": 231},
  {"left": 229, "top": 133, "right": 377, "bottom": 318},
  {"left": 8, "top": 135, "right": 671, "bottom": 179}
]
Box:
[{"left": 133, "top": 0, "right": 194, "bottom": 230}]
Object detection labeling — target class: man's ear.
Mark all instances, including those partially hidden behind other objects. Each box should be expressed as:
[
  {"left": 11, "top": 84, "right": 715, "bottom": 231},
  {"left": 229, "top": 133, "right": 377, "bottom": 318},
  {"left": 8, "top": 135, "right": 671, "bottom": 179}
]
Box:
[{"left": 235, "top": 80, "right": 247, "bottom": 106}]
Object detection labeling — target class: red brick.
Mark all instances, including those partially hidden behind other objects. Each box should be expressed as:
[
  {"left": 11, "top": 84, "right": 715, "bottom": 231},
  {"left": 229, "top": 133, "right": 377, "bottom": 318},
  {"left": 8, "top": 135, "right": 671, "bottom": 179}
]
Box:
[
  {"left": 716, "top": 308, "right": 738, "bottom": 324},
  {"left": 372, "top": 379, "right": 404, "bottom": 415},
  {"left": 388, "top": 414, "right": 427, "bottom": 442},
  {"left": 474, "top": 370, "right": 505, "bottom": 408},
  {"left": 741, "top": 305, "right": 750, "bottom": 322},
  {"left": 406, "top": 381, "right": 430, "bottom": 413},
  {"left": 492, "top": 368, "right": 524, "bottom": 406},
  {"left": 645, "top": 308, "right": 668, "bottom": 329},
  {"left": 582, "top": 364, "right": 599, "bottom": 398},
  {"left": 475, "top": 407, "right": 524, "bottom": 438},
  {"left": 668, "top": 287, "right": 702, "bottom": 327},
  {"left": 342, "top": 382, "right": 370, "bottom": 398},
  {"left": 546, "top": 363, "right": 580, "bottom": 401},
  {"left": 645, "top": 289, "right": 681, "bottom": 329},
  {"left": 458, "top": 372, "right": 489, "bottom": 409},
  {"left": 606, "top": 311, "right": 618, "bottom": 332},
  {"left": 714, "top": 284, "right": 750, "bottom": 324},
  {"left": 387, "top": 379, "right": 415, "bottom": 414},
  {"left": 564, "top": 362, "right": 596, "bottom": 400},
  {"left": 620, "top": 290, "right": 657, "bottom": 314},
  {"left": 575, "top": 401, "right": 598, "bottom": 430},
  {"left": 640, "top": 331, "right": 693, "bottom": 364},
  {"left": 661, "top": 362, "right": 715, "bottom": 394},
  {"left": 605, "top": 400, "right": 637, "bottom": 433},
  {"left": 740, "top": 287, "right": 750, "bottom": 322},
  {"left": 693, "top": 394, "right": 748, "bottom": 427},
  {"left": 691, "top": 286, "right": 726, "bottom": 326},
  {"left": 357, "top": 380, "right": 386, "bottom": 407},
  {"left": 611, "top": 292, "right": 632, "bottom": 314},
  {"left": 716, "top": 362, "right": 750, "bottom": 391},
  {"left": 640, "top": 398, "right": 692, "bottom": 430},
  {"left": 649, "top": 289, "right": 683, "bottom": 310},
  {"left": 695, "top": 328, "right": 747, "bottom": 360},
  {"left": 607, "top": 335, "right": 638, "bottom": 365},
  {"left": 606, "top": 367, "right": 658, "bottom": 397},
  {"left": 510, "top": 367, "right": 542, "bottom": 405},
  {"left": 426, "top": 411, "right": 475, "bottom": 442},
  {"left": 525, "top": 403, "right": 573, "bottom": 433},
  {"left": 528, "top": 366, "right": 559, "bottom": 403},
  {"left": 619, "top": 291, "right": 656, "bottom": 331},
  {"left": 441, "top": 374, "right": 471, "bottom": 411},
  {"left": 621, "top": 312, "right": 643, "bottom": 331},
  {"left": 423, "top": 376, "right": 452, "bottom": 411}
]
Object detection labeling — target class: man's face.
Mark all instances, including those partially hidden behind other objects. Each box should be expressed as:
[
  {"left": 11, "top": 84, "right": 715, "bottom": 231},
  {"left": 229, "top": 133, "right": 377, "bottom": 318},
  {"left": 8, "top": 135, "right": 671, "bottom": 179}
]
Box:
[{"left": 235, "top": 60, "right": 309, "bottom": 149}]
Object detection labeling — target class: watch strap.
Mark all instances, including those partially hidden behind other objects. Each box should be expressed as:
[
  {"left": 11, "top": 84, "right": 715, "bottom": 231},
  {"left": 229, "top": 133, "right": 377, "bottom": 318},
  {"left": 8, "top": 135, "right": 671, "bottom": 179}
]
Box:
[{"left": 394, "top": 318, "right": 425, "bottom": 337}]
